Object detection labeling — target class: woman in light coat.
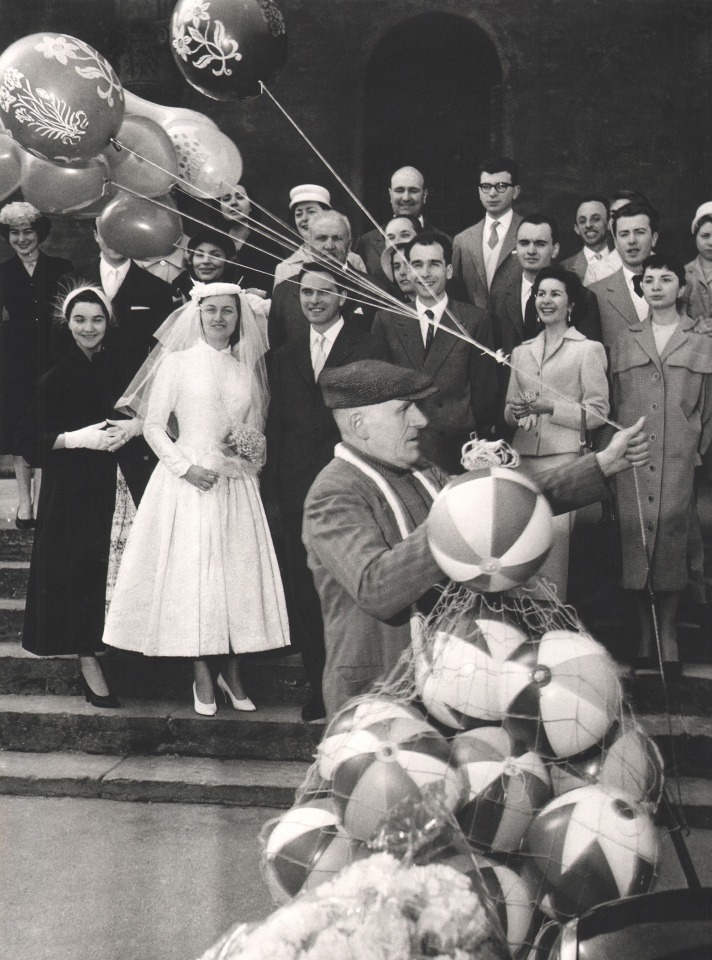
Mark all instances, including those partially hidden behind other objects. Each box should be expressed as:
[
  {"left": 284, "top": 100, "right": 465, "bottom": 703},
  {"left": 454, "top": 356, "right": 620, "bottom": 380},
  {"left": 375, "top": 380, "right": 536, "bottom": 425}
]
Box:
[
  {"left": 505, "top": 266, "right": 610, "bottom": 599},
  {"left": 611, "top": 254, "right": 712, "bottom": 673}
]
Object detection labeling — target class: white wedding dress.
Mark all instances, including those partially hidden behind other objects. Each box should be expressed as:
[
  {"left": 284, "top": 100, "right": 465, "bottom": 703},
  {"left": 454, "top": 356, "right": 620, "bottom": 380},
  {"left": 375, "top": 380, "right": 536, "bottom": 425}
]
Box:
[{"left": 103, "top": 339, "right": 290, "bottom": 657}]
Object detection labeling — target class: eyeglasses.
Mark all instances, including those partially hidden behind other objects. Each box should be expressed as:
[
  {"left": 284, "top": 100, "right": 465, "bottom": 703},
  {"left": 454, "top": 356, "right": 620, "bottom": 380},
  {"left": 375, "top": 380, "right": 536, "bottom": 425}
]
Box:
[{"left": 479, "top": 182, "right": 514, "bottom": 194}]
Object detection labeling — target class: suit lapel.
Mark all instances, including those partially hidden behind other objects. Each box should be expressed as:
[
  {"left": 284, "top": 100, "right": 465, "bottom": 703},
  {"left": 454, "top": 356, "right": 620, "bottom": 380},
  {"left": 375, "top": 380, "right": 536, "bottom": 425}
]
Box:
[
  {"left": 659, "top": 319, "right": 691, "bottom": 363},
  {"left": 391, "top": 311, "right": 426, "bottom": 368},
  {"left": 606, "top": 270, "right": 639, "bottom": 325},
  {"left": 471, "top": 221, "right": 487, "bottom": 289},
  {"left": 293, "top": 336, "right": 316, "bottom": 385},
  {"left": 506, "top": 285, "right": 525, "bottom": 339},
  {"left": 424, "top": 301, "right": 459, "bottom": 373},
  {"left": 496, "top": 213, "right": 521, "bottom": 272},
  {"left": 326, "top": 322, "right": 357, "bottom": 367}
]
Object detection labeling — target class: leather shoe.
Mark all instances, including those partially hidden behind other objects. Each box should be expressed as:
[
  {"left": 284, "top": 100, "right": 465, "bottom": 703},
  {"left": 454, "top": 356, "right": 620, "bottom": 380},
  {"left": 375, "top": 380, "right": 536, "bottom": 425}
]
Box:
[
  {"left": 15, "top": 510, "right": 35, "bottom": 530},
  {"left": 301, "top": 695, "right": 326, "bottom": 723}
]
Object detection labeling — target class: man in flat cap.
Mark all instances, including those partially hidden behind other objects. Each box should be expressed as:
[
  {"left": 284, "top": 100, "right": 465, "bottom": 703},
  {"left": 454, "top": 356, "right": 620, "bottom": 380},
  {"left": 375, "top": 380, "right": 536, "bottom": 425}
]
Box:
[{"left": 303, "top": 359, "right": 650, "bottom": 718}]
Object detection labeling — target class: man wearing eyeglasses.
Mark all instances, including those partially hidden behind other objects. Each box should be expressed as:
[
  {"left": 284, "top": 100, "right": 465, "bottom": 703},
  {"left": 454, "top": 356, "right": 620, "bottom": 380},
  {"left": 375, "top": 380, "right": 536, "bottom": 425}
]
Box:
[{"left": 453, "top": 157, "right": 523, "bottom": 311}]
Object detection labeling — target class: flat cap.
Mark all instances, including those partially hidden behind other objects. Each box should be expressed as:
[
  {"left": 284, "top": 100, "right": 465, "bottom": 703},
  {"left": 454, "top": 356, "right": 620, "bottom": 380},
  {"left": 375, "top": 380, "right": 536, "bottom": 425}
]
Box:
[{"left": 319, "top": 359, "right": 438, "bottom": 409}]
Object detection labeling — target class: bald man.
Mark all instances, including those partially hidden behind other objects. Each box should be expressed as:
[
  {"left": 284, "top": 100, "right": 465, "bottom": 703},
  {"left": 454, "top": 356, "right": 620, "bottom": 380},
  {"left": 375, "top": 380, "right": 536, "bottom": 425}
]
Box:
[{"left": 355, "top": 166, "right": 449, "bottom": 285}]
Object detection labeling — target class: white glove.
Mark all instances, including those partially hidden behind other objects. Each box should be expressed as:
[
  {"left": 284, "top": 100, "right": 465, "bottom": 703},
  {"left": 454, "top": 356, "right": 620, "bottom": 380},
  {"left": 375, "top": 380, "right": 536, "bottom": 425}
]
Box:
[
  {"left": 64, "top": 421, "right": 111, "bottom": 451},
  {"left": 106, "top": 417, "right": 142, "bottom": 440}
]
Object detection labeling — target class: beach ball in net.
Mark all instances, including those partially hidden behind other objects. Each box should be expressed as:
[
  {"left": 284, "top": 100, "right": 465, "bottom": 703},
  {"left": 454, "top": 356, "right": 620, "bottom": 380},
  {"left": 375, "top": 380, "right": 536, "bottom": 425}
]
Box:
[
  {"left": 475, "top": 854, "right": 541, "bottom": 958},
  {"left": 263, "top": 799, "right": 363, "bottom": 901},
  {"left": 426, "top": 467, "right": 553, "bottom": 592},
  {"left": 523, "top": 784, "right": 659, "bottom": 921},
  {"left": 453, "top": 726, "right": 551, "bottom": 853},
  {"left": 320, "top": 713, "right": 465, "bottom": 842},
  {"left": 549, "top": 722, "right": 665, "bottom": 809},
  {"left": 499, "top": 630, "right": 622, "bottom": 759},
  {"left": 415, "top": 612, "right": 529, "bottom": 730},
  {"left": 317, "top": 696, "right": 424, "bottom": 781}
]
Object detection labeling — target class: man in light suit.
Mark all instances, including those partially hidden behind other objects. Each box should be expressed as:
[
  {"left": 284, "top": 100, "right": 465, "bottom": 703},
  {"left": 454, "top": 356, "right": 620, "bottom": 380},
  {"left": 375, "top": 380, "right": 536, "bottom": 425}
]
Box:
[
  {"left": 452, "top": 156, "right": 523, "bottom": 310},
  {"left": 263, "top": 264, "right": 385, "bottom": 721},
  {"left": 371, "top": 230, "right": 496, "bottom": 473},
  {"left": 354, "top": 166, "right": 445, "bottom": 285},
  {"left": 589, "top": 202, "right": 659, "bottom": 347},
  {"left": 561, "top": 195, "right": 622, "bottom": 287}
]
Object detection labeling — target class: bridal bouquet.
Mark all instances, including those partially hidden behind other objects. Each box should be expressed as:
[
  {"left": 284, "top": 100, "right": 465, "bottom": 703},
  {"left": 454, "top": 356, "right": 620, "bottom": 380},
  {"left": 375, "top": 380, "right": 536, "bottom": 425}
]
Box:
[
  {"left": 222, "top": 425, "right": 266, "bottom": 469},
  {"left": 198, "top": 852, "right": 509, "bottom": 960}
]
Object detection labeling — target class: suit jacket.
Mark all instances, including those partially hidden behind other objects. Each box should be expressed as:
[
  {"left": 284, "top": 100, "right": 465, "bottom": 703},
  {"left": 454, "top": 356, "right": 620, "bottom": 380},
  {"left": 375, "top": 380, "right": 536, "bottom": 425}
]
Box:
[
  {"left": 262, "top": 323, "right": 386, "bottom": 513},
  {"left": 589, "top": 268, "right": 643, "bottom": 348},
  {"left": 355, "top": 218, "right": 447, "bottom": 285},
  {"left": 371, "top": 298, "right": 497, "bottom": 466},
  {"left": 268, "top": 267, "right": 379, "bottom": 349},
  {"left": 560, "top": 250, "right": 588, "bottom": 282},
  {"left": 304, "top": 448, "right": 613, "bottom": 716},
  {"left": 452, "top": 212, "right": 523, "bottom": 310}
]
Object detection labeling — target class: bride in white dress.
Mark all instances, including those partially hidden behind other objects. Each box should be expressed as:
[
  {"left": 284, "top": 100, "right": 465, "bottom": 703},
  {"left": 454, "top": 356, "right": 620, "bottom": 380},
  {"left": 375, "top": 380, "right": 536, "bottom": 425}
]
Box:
[{"left": 102, "top": 282, "right": 289, "bottom": 715}]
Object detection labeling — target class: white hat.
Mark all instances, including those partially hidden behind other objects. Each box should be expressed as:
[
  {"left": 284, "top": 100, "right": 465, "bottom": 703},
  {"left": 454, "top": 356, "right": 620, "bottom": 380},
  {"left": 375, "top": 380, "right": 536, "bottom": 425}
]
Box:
[
  {"left": 289, "top": 184, "right": 331, "bottom": 209},
  {"left": 692, "top": 202, "right": 712, "bottom": 235}
]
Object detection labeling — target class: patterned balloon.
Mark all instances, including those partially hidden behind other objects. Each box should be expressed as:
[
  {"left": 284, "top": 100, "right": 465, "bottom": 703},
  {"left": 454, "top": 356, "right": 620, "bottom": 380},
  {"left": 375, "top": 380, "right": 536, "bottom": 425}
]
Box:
[
  {"left": 165, "top": 118, "right": 242, "bottom": 198},
  {"left": 475, "top": 855, "right": 541, "bottom": 958},
  {"left": 426, "top": 467, "right": 553, "bottom": 592},
  {"left": 549, "top": 722, "right": 665, "bottom": 808},
  {"left": 453, "top": 726, "right": 551, "bottom": 853},
  {"left": 499, "top": 630, "right": 622, "bottom": 759},
  {"left": 0, "top": 131, "right": 22, "bottom": 202},
  {"left": 107, "top": 115, "right": 179, "bottom": 198},
  {"left": 170, "top": 0, "right": 288, "bottom": 101},
  {"left": 263, "top": 799, "right": 364, "bottom": 902},
  {"left": 524, "top": 785, "right": 659, "bottom": 921},
  {"left": 0, "top": 33, "right": 123, "bottom": 164},
  {"left": 319, "top": 713, "right": 466, "bottom": 842},
  {"left": 414, "top": 611, "right": 529, "bottom": 729}
]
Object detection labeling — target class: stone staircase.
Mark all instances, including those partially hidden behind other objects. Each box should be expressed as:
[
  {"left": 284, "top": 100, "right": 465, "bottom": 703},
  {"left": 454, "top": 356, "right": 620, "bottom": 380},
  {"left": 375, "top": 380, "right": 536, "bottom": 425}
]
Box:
[{"left": 1, "top": 521, "right": 712, "bottom": 826}]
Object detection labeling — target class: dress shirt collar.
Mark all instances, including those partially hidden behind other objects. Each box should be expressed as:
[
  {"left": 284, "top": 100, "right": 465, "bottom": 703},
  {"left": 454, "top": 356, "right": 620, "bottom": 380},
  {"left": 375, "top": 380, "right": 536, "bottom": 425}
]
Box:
[
  {"left": 310, "top": 316, "right": 344, "bottom": 348},
  {"left": 415, "top": 295, "right": 448, "bottom": 323},
  {"left": 484, "top": 208, "right": 514, "bottom": 233}
]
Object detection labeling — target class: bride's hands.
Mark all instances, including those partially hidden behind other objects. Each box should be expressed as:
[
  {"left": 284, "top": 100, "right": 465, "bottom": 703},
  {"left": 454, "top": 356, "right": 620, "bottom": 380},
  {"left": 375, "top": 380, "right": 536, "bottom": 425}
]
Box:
[{"left": 183, "top": 465, "right": 219, "bottom": 491}]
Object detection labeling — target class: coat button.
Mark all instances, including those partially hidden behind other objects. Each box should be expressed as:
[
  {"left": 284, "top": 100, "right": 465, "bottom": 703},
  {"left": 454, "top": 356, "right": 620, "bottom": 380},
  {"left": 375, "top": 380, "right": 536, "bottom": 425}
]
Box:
[
  {"left": 647, "top": 522, "right": 654, "bottom": 531},
  {"left": 650, "top": 434, "right": 656, "bottom": 440},
  {"left": 650, "top": 464, "right": 656, "bottom": 471},
  {"left": 653, "top": 373, "right": 660, "bottom": 380},
  {"left": 651, "top": 403, "right": 658, "bottom": 410}
]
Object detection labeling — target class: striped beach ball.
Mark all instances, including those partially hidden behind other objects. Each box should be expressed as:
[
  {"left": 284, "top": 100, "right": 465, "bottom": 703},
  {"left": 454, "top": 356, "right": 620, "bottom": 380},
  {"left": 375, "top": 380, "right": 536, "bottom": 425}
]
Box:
[
  {"left": 320, "top": 713, "right": 466, "bottom": 841},
  {"left": 426, "top": 467, "right": 553, "bottom": 592},
  {"left": 549, "top": 722, "right": 665, "bottom": 808},
  {"left": 453, "top": 726, "right": 551, "bottom": 853},
  {"left": 415, "top": 612, "right": 529, "bottom": 730},
  {"left": 475, "top": 855, "right": 541, "bottom": 958},
  {"left": 499, "top": 630, "right": 622, "bottom": 759},
  {"left": 524, "top": 785, "right": 659, "bottom": 921},
  {"left": 263, "top": 800, "right": 363, "bottom": 901}
]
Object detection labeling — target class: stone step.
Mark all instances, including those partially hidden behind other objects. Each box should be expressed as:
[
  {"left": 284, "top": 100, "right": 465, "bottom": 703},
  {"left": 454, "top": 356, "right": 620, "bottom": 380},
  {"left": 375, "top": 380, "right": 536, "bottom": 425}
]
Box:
[
  {"left": 637, "top": 711, "right": 712, "bottom": 779},
  {"left": 0, "top": 608, "right": 23, "bottom": 642},
  {"left": 0, "top": 643, "right": 309, "bottom": 704},
  {"left": 0, "top": 750, "right": 309, "bottom": 807},
  {"left": 0, "top": 565, "right": 27, "bottom": 600},
  {"left": 0, "top": 695, "right": 324, "bottom": 762},
  {"left": 0, "top": 529, "right": 33, "bottom": 562}
]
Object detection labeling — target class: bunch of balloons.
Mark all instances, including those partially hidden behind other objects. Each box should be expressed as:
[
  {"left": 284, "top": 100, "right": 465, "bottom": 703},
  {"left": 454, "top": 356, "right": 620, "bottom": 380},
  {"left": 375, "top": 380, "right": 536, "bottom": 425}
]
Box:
[{"left": 0, "top": 0, "right": 287, "bottom": 254}]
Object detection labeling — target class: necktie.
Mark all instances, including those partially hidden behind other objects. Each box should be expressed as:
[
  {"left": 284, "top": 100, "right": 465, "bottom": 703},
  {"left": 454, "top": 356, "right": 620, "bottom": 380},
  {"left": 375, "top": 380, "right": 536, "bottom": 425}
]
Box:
[
  {"left": 487, "top": 220, "right": 501, "bottom": 250},
  {"left": 523, "top": 292, "right": 541, "bottom": 340},
  {"left": 312, "top": 333, "right": 328, "bottom": 380},
  {"left": 103, "top": 268, "right": 121, "bottom": 301},
  {"left": 632, "top": 274, "right": 644, "bottom": 298},
  {"left": 424, "top": 309, "right": 435, "bottom": 355}
]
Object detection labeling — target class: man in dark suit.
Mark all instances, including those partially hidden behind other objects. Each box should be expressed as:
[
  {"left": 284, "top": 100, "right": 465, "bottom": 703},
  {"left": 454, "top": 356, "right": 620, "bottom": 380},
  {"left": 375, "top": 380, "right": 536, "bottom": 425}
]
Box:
[
  {"left": 561, "top": 195, "right": 621, "bottom": 287},
  {"left": 63, "top": 223, "right": 175, "bottom": 502},
  {"left": 354, "top": 166, "right": 442, "bottom": 285},
  {"left": 589, "top": 202, "right": 659, "bottom": 348},
  {"left": 452, "top": 156, "right": 523, "bottom": 311},
  {"left": 263, "top": 263, "right": 385, "bottom": 721},
  {"left": 371, "top": 230, "right": 497, "bottom": 473},
  {"left": 268, "top": 210, "right": 381, "bottom": 348}
]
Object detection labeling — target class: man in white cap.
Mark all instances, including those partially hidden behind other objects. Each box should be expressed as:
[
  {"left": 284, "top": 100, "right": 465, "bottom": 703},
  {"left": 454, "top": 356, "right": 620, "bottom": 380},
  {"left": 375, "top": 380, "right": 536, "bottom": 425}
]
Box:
[{"left": 303, "top": 359, "right": 650, "bottom": 717}]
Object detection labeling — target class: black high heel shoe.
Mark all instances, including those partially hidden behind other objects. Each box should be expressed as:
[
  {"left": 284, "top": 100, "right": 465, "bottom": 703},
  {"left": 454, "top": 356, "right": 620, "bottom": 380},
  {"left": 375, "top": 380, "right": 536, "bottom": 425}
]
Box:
[
  {"left": 79, "top": 672, "right": 121, "bottom": 709},
  {"left": 15, "top": 510, "right": 35, "bottom": 530}
]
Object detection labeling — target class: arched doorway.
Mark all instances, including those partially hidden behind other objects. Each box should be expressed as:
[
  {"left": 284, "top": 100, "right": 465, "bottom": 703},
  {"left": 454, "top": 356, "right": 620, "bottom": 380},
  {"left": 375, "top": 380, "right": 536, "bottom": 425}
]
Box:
[{"left": 363, "top": 13, "right": 502, "bottom": 235}]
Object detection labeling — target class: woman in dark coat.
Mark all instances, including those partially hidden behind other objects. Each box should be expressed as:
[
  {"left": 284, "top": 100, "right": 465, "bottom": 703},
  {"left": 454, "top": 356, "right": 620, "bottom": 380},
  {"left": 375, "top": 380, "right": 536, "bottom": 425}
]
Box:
[
  {"left": 22, "top": 286, "right": 140, "bottom": 707},
  {"left": 0, "top": 202, "right": 73, "bottom": 528},
  {"left": 171, "top": 228, "right": 237, "bottom": 304},
  {"left": 611, "top": 254, "right": 712, "bottom": 673}
]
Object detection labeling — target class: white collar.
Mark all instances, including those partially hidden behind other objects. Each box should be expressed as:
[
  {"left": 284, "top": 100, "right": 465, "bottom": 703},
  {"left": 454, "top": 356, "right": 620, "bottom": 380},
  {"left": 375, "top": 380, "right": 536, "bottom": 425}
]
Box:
[
  {"left": 622, "top": 265, "right": 641, "bottom": 285},
  {"left": 583, "top": 245, "right": 609, "bottom": 263},
  {"left": 484, "top": 208, "right": 514, "bottom": 231},
  {"left": 310, "top": 317, "right": 344, "bottom": 344},
  {"left": 416, "top": 295, "right": 448, "bottom": 321},
  {"left": 522, "top": 273, "right": 534, "bottom": 291},
  {"left": 100, "top": 256, "right": 130, "bottom": 275}
]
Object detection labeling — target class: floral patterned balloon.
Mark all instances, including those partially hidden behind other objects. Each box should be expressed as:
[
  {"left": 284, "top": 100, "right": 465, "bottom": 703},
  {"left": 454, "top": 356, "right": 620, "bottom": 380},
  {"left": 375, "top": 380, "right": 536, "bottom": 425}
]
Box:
[
  {"left": 170, "top": 0, "right": 288, "bottom": 101},
  {"left": 0, "top": 33, "right": 124, "bottom": 164}
]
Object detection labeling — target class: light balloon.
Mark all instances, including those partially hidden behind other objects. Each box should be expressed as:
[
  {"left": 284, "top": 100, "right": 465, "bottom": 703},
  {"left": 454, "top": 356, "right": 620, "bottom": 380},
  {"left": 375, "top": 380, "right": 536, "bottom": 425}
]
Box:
[
  {"left": 165, "top": 119, "right": 242, "bottom": 198},
  {"left": 97, "top": 192, "right": 182, "bottom": 260},
  {"left": 0, "top": 33, "right": 124, "bottom": 163},
  {"left": 0, "top": 131, "right": 22, "bottom": 202},
  {"left": 123, "top": 90, "right": 219, "bottom": 131},
  {"left": 108, "top": 115, "right": 179, "bottom": 197}
]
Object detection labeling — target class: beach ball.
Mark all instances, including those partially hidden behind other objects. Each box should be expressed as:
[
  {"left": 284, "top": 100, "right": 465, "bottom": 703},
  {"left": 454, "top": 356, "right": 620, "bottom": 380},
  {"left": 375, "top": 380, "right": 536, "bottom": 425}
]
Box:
[
  {"left": 170, "top": 0, "right": 288, "bottom": 101},
  {"left": 549, "top": 722, "right": 665, "bottom": 809},
  {"left": 415, "top": 612, "right": 529, "bottom": 729},
  {"left": 499, "top": 630, "right": 622, "bottom": 759},
  {"left": 263, "top": 799, "right": 363, "bottom": 901},
  {"left": 427, "top": 467, "right": 553, "bottom": 592},
  {"left": 317, "top": 696, "right": 424, "bottom": 781},
  {"left": 476, "top": 855, "right": 541, "bottom": 958},
  {"left": 524, "top": 785, "right": 659, "bottom": 921},
  {"left": 320, "top": 713, "right": 466, "bottom": 841},
  {"left": 453, "top": 727, "right": 551, "bottom": 853},
  {"left": 0, "top": 33, "right": 124, "bottom": 163}
]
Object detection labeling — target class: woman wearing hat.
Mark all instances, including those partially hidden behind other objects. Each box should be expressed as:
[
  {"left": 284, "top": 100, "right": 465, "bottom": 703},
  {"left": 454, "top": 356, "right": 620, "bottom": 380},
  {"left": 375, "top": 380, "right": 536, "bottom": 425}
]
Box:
[
  {"left": 274, "top": 184, "right": 366, "bottom": 286},
  {"left": 0, "top": 202, "right": 73, "bottom": 529},
  {"left": 685, "top": 202, "right": 712, "bottom": 332}
]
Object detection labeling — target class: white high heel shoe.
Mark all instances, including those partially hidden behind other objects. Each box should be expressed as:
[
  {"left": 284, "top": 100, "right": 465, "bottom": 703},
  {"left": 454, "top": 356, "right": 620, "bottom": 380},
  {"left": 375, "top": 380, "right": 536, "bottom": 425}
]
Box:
[
  {"left": 193, "top": 682, "right": 217, "bottom": 717},
  {"left": 217, "top": 673, "right": 256, "bottom": 712}
]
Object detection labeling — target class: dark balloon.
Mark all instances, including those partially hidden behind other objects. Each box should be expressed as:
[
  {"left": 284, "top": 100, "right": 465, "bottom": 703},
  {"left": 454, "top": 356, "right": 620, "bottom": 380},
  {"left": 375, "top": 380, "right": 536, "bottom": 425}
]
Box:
[
  {"left": 170, "top": 0, "right": 288, "bottom": 101},
  {"left": 97, "top": 193, "right": 182, "bottom": 260}
]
